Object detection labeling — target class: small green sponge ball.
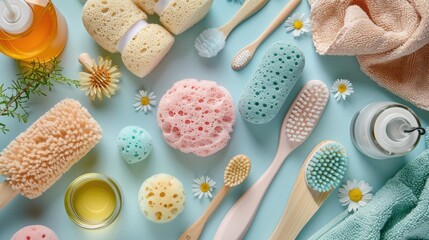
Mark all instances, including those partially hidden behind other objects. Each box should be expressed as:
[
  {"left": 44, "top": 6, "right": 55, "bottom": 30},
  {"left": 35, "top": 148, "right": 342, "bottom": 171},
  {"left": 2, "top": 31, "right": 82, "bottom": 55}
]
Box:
[
  {"left": 117, "top": 126, "right": 153, "bottom": 164},
  {"left": 306, "top": 142, "right": 348, "bottom": 192}
]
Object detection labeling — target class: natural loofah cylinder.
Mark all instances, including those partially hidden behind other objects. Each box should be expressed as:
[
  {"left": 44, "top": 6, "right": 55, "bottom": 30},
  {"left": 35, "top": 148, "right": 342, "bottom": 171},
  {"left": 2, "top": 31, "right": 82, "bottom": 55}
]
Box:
[
  {"left": 82, "top": 0, "right": 147, "bottom": 53},
  {"left": 157, "top": 79, "right": 236, "bottom": 157},
  {"left": 82, "top": 0, "right": 175, "bottom": 78},
  {"left": 138, "top": 174, "right": 185, "bottom": 223},
  {"left": 133, "top": 0, "right": 213, "bottom": 34},
  {"left": 121, "top": 24, "right": 175, "bottom": 78},
  {"left": 0, "top": 99, "right": 102, "bottom": 199}
]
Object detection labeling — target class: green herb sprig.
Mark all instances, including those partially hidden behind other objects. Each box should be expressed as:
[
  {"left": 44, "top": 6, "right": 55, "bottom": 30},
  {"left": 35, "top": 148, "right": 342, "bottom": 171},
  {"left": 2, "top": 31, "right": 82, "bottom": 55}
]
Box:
[{"left": 0, "top": 58, "right": 79, "bottom": 134}]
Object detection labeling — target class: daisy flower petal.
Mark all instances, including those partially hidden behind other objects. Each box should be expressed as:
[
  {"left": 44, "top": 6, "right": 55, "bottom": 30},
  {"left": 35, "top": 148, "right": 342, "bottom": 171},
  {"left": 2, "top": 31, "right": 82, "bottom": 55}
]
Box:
[
  {"left": 192, "top": 175, "right": 217, "bottom": 199},
  {"left": 338, "top": 179, "right": 373, "bottom": 212},
  {"left": 134, "top": 89, "right": 157, "bottom": 113},
  {"left": 284, "top": 13, "right": 311, "bottom": 38}
]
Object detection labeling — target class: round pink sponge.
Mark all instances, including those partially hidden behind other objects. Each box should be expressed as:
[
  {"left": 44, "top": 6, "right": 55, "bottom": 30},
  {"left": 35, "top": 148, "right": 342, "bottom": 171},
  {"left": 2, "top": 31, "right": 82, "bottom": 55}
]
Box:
[
  {"left": 157, "top": 79, "right": 236, "bottom": 157},
  {"left": 11, "top": 225, "right": 58, "bottom": 240}
]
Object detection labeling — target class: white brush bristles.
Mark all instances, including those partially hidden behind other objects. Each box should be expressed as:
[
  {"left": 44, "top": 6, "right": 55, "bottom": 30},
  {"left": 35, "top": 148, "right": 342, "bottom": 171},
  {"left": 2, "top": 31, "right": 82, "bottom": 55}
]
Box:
[
  {"left": 286, "top": 80, "right": 329, "bottom": 143},
  {"left": 0, "top": 99, "right": 102, "bottom": 199},
  {"left": 232, "top": 49, "right": 252, "bottom": 70},
  {"left": 195, "top": 28, "right": 226, "bottom": 58}
]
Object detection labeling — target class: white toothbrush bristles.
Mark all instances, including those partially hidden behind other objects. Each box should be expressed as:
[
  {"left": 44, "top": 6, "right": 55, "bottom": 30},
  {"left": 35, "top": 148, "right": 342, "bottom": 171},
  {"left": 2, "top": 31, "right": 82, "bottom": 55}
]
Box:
[
  {"left": 195, "top": 28, "right": 226, "bottom": 58},
  {"left": 231, "top": 49, "right": 252, "bottom": 70}
]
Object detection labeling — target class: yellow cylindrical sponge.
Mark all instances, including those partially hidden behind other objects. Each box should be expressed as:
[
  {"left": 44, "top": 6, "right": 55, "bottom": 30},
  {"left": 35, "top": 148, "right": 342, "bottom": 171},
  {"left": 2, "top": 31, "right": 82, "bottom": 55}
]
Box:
[
  {"left": 138, "top": 174, "right": 185, "bottom": 223},
  {"left": 133, "top": 0, "right": 213, "bottom": 34},
  {"left": 82, "top": 0, "right": 147, "bottom": 53},
  {"left": 0, "top": 99, "right": 102, "bottom": 199},
  {"left": 121, "top": 24, "right": 174, "bottom": 78}
]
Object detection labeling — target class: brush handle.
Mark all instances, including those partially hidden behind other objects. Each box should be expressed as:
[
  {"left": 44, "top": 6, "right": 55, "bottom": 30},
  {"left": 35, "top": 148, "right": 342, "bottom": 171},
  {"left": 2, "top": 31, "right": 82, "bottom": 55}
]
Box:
[
  {"left": 78, "top": 52, "right": 95, "bottom": 71},
  {"left": 269, "top": 145, "right": 332, "bottom": 240},
  {"left": 254, "top": 0, "right": 301, "bottom": 45},
  {"left": 179, "top": 186, "right": 230, "bottom": 240},
  {"left": 219, "top": 0, "right": 270, "bottom": 37},
  {"left": 214, "top": 150, "right": 291, "bottom": 240},
  {"left": 0, "top": 181, "right": 19, "bottom": 210}
]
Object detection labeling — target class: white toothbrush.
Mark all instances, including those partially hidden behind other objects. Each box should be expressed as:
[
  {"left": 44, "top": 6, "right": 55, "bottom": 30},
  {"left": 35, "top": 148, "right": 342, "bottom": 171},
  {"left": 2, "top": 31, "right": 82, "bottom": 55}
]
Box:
[
  {"left": 195, "top": 0, "right": 270, "bottom": 58},
  {"left": 231, "top": 0, "right": 301, "bottom": 70},
  {"left": 213, "top": 80, "right": 330, "bottom": 240}
]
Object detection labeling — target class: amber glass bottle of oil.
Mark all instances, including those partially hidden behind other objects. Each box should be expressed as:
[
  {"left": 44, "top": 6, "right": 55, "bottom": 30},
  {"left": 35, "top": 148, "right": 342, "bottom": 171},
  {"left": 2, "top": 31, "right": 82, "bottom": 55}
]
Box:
[{"left": 0, "top": 0, "right": 68, "bottom": 62}]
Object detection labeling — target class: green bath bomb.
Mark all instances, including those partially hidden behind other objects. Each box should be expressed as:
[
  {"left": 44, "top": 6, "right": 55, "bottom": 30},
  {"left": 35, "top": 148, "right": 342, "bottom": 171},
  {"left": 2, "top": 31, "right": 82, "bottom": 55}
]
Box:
[{"left": 117, "top": 126, "right": 153, "bottom": 164}]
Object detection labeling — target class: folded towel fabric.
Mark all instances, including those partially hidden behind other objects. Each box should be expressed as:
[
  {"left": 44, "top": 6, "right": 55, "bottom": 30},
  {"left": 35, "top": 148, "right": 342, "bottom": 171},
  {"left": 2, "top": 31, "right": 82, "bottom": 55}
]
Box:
[
  {"left": 308, "top": 0, "right": 429, "bottom": 110},
  {"left": 309, "top": 129, "right": 429, "bottom": 240}
]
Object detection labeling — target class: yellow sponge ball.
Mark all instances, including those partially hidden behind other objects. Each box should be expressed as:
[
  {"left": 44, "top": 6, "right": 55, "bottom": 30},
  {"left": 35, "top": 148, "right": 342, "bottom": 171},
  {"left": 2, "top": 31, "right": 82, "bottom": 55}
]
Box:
[{"left": 138, "top": 174, "right": 185, "bottom": 223}]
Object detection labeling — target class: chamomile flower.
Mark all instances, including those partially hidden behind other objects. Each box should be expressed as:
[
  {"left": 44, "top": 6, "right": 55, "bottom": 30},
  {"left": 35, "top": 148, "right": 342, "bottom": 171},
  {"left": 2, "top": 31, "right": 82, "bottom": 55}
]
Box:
[
  {"left": 338, "top": 179, "right": 373, "bottom": 212},
  {"left": 285, "top": 13, "right": 311, "bottom": 37},
  {"left": 331, "top": 79, "right": 354, "bottom": 101},
  {"left": 192, "top": 175, "right": 216, "bottom": 199},
  {"left": 134, "top": 90, "right": 157, "bottom": 113}
]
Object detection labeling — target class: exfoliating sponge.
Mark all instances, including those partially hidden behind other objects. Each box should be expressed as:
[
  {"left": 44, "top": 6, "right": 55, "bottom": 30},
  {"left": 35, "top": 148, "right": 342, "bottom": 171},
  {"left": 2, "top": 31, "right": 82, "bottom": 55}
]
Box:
[
  {"left": 157, "top": 79, "right": 236, "bottom": 157},
  {"left": 81, "top": 0, "right": 147, "bottom": 53},
  {"left": 138, "top": 174, "right": 185, "bottom": 223},
  {"left": 0, "top": 99, "right": 102, "bottom": 199},
  {"left": 121, "top": 24, "right": 175, "bottom": 78},
  {"left": 117, "top": 126, "right": 153, "bottom": 164},
  {"left": 238, "top": 41, "right": 305, "bottom": 124},
  {"left": 132, "top": 0, "right": 213, "bottom": 34},
  {"left": 305, "top": 141, "right": 348, "bottom": 192},
  {"left": 82, "top": 0, "right": 175, "bottom": 78},
  {"left": 11, "top": 225, "right": 58, "bottom": 240}
]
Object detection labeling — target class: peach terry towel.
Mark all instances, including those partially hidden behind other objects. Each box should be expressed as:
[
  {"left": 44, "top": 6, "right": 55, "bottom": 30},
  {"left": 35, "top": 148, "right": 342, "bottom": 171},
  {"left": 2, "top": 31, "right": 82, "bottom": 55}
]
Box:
[{"left": 308, "top": 0, "right": 429, "bottom": 110}]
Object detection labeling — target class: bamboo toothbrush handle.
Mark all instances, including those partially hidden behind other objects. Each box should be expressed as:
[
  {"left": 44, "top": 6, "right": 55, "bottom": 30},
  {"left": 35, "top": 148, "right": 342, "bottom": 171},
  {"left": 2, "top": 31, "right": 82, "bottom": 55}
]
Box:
[
  {"left": 179, "top": 186, "right": 230, "bottom": 240},
  {"left": 269, "top": 164, "right": 331, "bottom": 240},
  {"left": 255, "top": 0, "right": 301, "bottom": 44},
  {"left": 220, "top": 0, "right": 270, "bottom": 37},
  {"left": 0, "top": 181, "right": 19, "bottom": 210},
  {"left": 213, "top": 152, "right": 289, "bottom": 240}
]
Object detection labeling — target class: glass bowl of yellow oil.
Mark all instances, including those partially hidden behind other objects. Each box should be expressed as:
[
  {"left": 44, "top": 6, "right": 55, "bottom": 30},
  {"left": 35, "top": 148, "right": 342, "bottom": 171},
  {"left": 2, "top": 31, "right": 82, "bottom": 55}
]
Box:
[{"left": 64, "top": 173, "right": 122, "bottom": 229}]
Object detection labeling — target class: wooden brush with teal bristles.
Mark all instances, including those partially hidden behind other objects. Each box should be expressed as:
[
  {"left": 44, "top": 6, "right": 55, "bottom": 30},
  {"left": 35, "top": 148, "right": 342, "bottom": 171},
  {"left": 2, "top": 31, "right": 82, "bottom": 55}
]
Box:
[{"left": 270, "top": 140, "right": 348, "bottom": 240}]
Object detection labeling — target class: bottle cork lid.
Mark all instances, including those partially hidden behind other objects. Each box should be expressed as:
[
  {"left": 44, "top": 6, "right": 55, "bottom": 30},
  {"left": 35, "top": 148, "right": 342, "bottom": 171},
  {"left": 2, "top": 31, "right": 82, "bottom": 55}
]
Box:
[{"left": 0, "top": 0, "right": 33, "bottom": 35}]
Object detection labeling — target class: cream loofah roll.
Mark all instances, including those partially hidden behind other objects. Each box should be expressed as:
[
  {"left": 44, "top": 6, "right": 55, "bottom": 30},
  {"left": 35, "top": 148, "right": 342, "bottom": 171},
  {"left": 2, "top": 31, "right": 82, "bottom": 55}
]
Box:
[
  {"left": 121, "top": 24, "right": 174, "bottom": 78},
  {"left": 82, "top": 0, "right": 147, "bottom": 53},
  {"left": 133, "top": 0, "right": 213, "bottom": 34},
  {"left": 0, "top": 99, "right": 102, "bottom": 199}
]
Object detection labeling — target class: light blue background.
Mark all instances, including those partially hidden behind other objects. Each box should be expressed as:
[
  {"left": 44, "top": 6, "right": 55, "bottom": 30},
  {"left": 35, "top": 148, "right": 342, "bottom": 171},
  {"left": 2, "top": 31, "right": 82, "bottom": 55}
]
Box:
[{"left": 1, "top": 0, "right": 428, "bottom": 239}]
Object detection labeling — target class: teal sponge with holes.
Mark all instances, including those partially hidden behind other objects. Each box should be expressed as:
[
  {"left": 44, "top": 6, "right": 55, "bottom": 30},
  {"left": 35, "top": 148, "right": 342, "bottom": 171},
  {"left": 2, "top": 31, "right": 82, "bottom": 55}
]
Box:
[
  {"left": 238, "top": 41, "right": 305, "bottom": 124},
  {"left": 118, "top": 126, "right": 153, "bottom": 164}
]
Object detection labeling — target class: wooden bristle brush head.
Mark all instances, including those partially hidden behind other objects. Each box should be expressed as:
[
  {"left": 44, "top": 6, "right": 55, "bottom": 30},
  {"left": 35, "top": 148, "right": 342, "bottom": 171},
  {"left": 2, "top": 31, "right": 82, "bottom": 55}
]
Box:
[{"left": 179, "top": 154, "right": 251, "bottom": 240}]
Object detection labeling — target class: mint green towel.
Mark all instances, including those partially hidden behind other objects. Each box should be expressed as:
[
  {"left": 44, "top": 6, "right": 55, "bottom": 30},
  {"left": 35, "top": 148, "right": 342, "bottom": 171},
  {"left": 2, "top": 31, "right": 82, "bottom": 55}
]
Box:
[{"left": 310, "top": 130, "right": 429, "bottom": 240}]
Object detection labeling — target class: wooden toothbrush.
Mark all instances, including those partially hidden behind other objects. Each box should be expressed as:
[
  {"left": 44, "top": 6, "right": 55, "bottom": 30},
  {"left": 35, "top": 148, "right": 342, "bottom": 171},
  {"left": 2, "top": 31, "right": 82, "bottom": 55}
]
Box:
[
  {"left": 213, "top": 80, "right": 330, "bottom": 240},
  {"left": 231, "top": 0, "right": 302, "bottom": 70},
  {"left": 195, "top": 0, "right": 270, "bottom": 58},
  {"left": 270, "top": 141, "right": 348, "bottom": 240},
  {"left": 179, "top": 155, "right": 251, "bottom": 240}
]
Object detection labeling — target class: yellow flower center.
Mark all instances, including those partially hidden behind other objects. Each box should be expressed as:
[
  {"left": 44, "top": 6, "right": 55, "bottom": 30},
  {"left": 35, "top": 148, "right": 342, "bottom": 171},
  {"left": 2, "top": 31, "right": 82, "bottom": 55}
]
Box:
[
  {"left": 338, "top": 84, "right": 348, "bottom": 93},
  {"left": 200, "top": 183, "right": 210, "bottom": 193},
  {"left": 348, "top": 188, "right": 363, "bottom": 202},
  {"left": 140, "top": 96, "right": 150, "bottom": 106},
  {"left": 293, "top": 20, "right": 303, "bottom": 30}
]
